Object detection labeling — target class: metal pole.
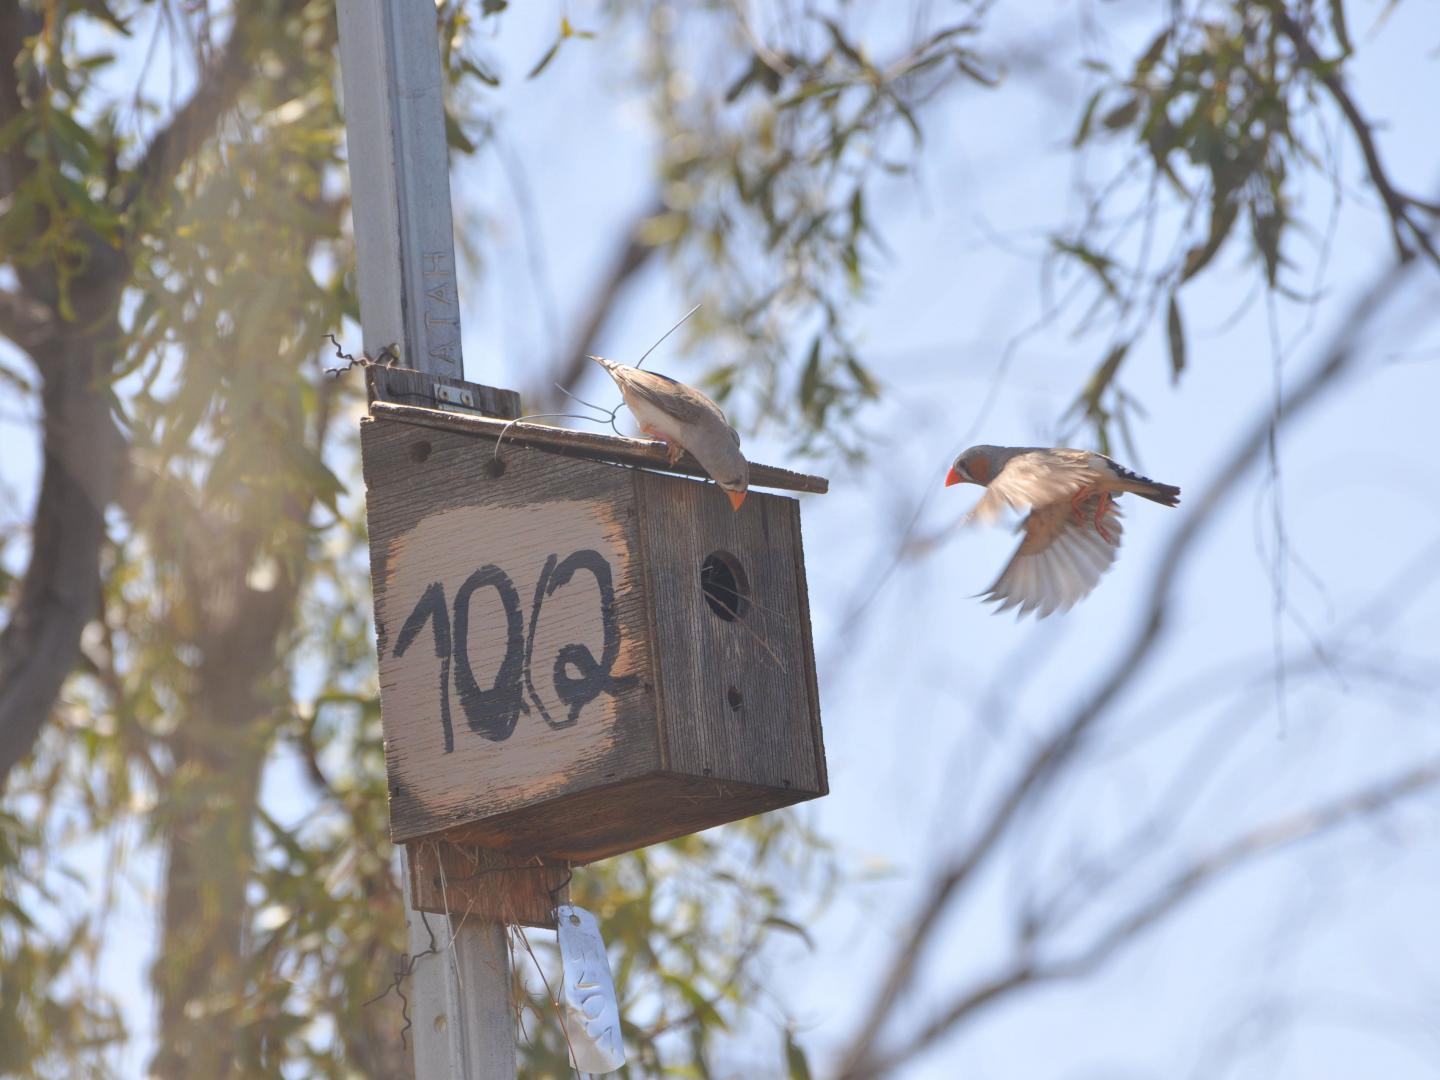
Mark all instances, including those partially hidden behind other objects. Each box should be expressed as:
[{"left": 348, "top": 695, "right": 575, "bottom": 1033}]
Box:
[
  {"left": 336, "top": 0, "right": 464, "bottom": 379},
  {"left": 336, "top": 3, "right": 514, "bottom": 1076},
  {"left": 400, "top": 848, "right": 517, "bottom": 1079}
]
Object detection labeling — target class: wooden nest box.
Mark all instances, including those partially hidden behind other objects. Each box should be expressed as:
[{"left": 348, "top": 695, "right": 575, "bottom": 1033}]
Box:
[{"left": 360, "top": 395, "right": 828, "bottom": 863}]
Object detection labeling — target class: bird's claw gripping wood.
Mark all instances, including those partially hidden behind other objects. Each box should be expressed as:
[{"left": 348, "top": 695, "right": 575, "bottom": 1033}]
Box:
[{"left": 641, "top": 426, "right": 683, "bottom": 467}]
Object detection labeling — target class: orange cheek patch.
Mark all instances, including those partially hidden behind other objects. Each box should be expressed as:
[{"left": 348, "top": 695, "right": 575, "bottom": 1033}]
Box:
[{"left": 966, "top": 457, "right": 990, "bottom": 484}]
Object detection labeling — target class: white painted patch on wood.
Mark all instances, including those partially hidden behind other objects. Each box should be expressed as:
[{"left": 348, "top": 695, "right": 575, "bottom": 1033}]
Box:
[{"left": 378, "top": 500, "right": 642, "bottom": 828}]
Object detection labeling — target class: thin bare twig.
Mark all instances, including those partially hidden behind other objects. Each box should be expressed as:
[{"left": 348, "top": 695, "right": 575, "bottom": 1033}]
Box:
[
  {"left": 1266, "top": 4, "right": 1440, "bottom": 267},
  {"left": 833, "top": 249, "right": 1428, "bottom": 1078},
  {"left": 846, "top": 755, "right": 1440, "bottom": 1078},
  {"left": 121, "top": 0, "right": 309, "bottom": 218},
  {"left": 528, "top": 196, "right": 666, "bottom": 412}
]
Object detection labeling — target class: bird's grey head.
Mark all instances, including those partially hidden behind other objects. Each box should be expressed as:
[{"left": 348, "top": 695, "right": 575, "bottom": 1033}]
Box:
[{"left": 945, "top": 444, "right": 1006, "bottom": 487}]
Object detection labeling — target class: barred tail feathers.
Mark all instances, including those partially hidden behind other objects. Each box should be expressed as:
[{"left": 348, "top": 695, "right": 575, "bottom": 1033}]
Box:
[
  {"left": 1130, "top": 480, "right": 1181, "bottom": 507},
  {"left": 1105, "top": 457, "right": 1180, "bottom": 506}
]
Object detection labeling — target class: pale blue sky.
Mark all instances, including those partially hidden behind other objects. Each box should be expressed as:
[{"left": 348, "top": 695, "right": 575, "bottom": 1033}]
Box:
[
  {"left": 4, "top": 2, "right": 1439, "bottom": 1077},
  {"left": 448, "top": 4, "right": 1440, "bottom": 1077}
]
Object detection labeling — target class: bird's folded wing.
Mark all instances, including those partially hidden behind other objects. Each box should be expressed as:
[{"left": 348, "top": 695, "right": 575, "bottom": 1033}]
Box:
[
  {"left": 613, "top": 367, "right": 736, "bottom": 438},
  {"left": 968, "top": 449, "right": 1097, "bottom": 524},
  {"left": 981, "top": 499, "right": 1123, "bottom": 618}
]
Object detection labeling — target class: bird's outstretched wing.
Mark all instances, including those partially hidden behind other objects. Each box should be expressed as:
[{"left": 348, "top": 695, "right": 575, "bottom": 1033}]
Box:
[
  {"left": 980, "top": 497, "right": 1123, "bottom": 618},
  {"left": 969, "top": 448, "right": 1099, "bottom": 525}
]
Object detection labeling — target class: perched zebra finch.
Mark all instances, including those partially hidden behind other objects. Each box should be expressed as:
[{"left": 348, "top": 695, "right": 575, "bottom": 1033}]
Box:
[{"left": 592, "top": 356, "right": 749, "bottom": 511}]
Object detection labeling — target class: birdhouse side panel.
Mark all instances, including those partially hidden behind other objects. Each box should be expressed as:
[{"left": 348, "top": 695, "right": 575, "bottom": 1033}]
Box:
[
  {"left": 361, "top": 417, "right": 662, "bottom": 843},
  {"left": 634, "top": 473, "right": 825, "bottom": 797}
]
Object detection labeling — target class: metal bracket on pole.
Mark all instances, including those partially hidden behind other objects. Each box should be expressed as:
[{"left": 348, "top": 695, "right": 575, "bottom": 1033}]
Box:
[{"left": 335, "top": 3, "right": 516, "bottom": 1076}]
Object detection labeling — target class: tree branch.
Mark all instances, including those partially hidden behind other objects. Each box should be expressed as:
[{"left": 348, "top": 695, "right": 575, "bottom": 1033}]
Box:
[
  {"left": 834, "top": 249, "right": 1428, "bottom": 1076},
  {"left": 0, "top": 2, "right": 40, "bottom": 200},
  {"left": 0, "top": 1, "right": 311, "bottom": 793},
  {"left": 0, "top": 344, "right": 125, "bottom": 787},
  {"left": 846, "top": 755, "right": 1440, "bottom": 1079},
  {"left": 526, "top": 196, "right": 664, "bottom": 413},
  {"left": 0, "top": 288, "right": 55, "bottom": 352},
  {"left": 120, "top": 0, "right": 305, "bottom": 217},
  {"left": 1267, "top": 4, "right": 1440, "bottom": 268}
]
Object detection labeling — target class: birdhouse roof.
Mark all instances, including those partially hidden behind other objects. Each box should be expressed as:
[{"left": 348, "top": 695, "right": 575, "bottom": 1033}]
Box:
[{"left": 367, "top": 401, "right": 829, "bottom": 495}]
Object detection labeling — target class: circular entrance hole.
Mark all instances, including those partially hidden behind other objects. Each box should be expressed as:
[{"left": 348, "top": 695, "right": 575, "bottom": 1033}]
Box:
[{"left": 701, "top": 551, "right": 750, "bottom": 621}]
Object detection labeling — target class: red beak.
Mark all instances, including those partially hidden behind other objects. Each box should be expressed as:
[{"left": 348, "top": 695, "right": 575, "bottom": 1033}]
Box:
[
  {"left": 944, "top": 466, "right": 963, "bottom": 487},
  {"left": 726, "top": 489, "right": 747, "bottom": 511}
]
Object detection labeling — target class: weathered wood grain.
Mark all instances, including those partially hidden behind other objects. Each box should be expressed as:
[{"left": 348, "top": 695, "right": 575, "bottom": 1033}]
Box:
[
  {"left": 788, "top": 503, "right": 830, "bottom": 795},
  {"left": 361, "top": 408, "right": 828, "bottom": 863},
  {"left": 408, "top": 841, "right": 569, "bottom": 928},
  {"left": 437, "top": 773, "right": 816, "bottom": 862},
  {"left": 368, "top": 400, "right": 829, "bottom": 494},
  {"left": 363, "top": 417, "right": 660, "bottom": 844},
  {"left": 635, "top": 471, "right": 826, "bottom": 795}
]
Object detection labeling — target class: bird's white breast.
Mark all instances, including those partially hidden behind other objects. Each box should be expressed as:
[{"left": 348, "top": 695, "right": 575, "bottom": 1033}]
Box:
[{"left": 622, "top": 388, "right": 682, "bottom": 442}]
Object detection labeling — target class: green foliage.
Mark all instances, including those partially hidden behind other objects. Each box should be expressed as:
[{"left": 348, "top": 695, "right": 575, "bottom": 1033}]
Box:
[
  {"left": 2, "top": 3, "right": 852, "bottom": 1068},
  {"left": 0, "top": 809, "right": 126, "bottom": 1077},
  {"left": 513, "top": 814, "right": 834, "bottom": 1075},
  {"left": 1, "top": 0, "right": 1430, "bottom": 1076},
  {"left": 632, "top": 4, "right": 992, "bottom": 458},
  {"left": 1052, "top": 0, "right": 1437, "bottom": 449}
]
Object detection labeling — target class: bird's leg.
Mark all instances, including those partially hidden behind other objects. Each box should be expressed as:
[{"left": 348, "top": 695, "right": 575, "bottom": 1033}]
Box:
[
  {"left": 1069, "top": 486, "right": 1116, "bottom": 543},
  {"left": 640, "top": 424, "right": 683, "bottom": 465},
  {"left": 1091, "top": 491, "right": 1115, "bottom": 544}
]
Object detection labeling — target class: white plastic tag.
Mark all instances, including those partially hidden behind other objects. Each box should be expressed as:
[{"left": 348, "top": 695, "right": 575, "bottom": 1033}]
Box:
[{"left": 555, "top": 904, "right": 625, "bottom": 1073}]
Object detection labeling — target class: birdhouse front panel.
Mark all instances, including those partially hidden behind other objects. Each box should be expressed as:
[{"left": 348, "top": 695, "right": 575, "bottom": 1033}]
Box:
[
  {"left": 361, "top": 406, "right": 828, "bottom": 862},
  {"left": 362, "top": 415, "right": 661, "bottom": 846}
]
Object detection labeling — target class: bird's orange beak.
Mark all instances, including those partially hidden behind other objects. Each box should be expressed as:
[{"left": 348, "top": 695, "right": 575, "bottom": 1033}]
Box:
[
  {"left": 726, "top": 489, "right": 747, "bottom": 512},
  {"left": 945, "top": 466, "right": 964, "bottom": 487}
]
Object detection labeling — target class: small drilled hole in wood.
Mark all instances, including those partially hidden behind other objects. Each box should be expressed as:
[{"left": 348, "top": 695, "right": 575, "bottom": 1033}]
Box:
[
  {"left": 484, "top": 456, "right": 507, "bottom": 478},
  {"left": 410, "top": 440, "right": 432, "bottom": 463},
  {"left": 701, "top": 551, "right": 749, "bottom": 621},
  {"left": 727, "top": 686, "right": 743, "bottom": 711}
]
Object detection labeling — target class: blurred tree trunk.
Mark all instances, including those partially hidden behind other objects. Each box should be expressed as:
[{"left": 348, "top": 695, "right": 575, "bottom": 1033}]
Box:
[{"left": 150, "top": 551, "right": 290, "bottom": 1078}]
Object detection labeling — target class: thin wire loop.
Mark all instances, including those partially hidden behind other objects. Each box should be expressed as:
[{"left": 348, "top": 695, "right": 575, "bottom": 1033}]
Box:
[{"left": 634, "top": 302, "right": 700, "bottom": 370}]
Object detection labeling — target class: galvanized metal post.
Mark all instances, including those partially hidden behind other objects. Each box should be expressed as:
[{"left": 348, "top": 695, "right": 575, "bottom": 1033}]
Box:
[
  {"left": 335, "top": 3, "right": 515, "bottom": 1076},
  {"left": 336, "top": 0, "right": 464, "bottom": 379}
]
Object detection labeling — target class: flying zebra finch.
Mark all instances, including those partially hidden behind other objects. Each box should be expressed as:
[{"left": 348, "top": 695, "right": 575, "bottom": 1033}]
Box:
[
  {"left": 945, "top": 445, "right": 1180, "bottom": 618},
  {"left": 591, "top": 356, "right": 750, "bottom": 511}
]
